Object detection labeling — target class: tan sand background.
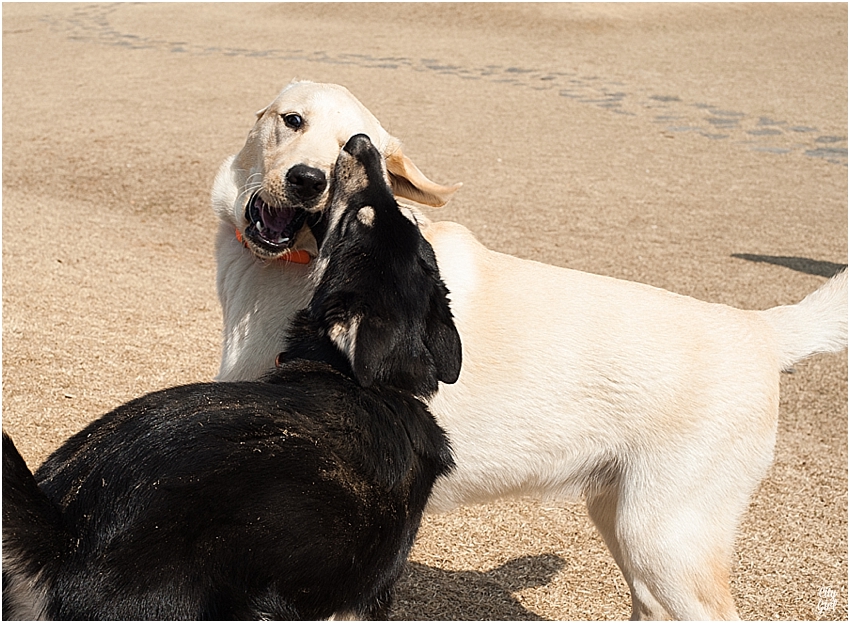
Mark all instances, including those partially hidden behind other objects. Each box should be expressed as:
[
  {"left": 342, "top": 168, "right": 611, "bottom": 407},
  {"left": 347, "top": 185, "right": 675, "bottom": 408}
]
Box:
[{"left": 2, "top": 3, "right": 847, "bottom": 620}]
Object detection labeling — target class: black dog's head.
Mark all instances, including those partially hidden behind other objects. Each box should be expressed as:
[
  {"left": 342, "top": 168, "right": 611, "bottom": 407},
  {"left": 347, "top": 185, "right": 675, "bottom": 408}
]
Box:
[{"left": 281, "top": 134, "right": 462, "bottom": 398}]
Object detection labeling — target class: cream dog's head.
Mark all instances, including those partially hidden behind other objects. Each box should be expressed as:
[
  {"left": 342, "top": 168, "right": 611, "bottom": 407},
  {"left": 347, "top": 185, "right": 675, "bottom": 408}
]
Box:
[{"left": 212, "top": 80, "right": 461, "bottom": 261}]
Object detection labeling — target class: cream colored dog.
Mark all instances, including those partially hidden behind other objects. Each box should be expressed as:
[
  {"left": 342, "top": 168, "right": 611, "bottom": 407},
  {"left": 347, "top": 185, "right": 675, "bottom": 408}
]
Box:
[{"left": 212, "top": 80, "right": 848, "bottom": 620}]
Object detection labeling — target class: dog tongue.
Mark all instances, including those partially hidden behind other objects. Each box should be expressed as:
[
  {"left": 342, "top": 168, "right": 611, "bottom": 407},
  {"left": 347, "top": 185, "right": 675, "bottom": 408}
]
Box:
[
  {"left": 251, "top": 195, "right": 298, "bottom": 244},
  {"left": 260, "top": 203, "right": 296, "bottom": 238}
]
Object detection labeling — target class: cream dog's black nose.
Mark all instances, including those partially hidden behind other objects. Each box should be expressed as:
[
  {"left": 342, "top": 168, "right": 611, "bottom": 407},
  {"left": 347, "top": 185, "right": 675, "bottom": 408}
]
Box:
[{"left": 286, "top": 164, "right": 327, "bottom": 200}]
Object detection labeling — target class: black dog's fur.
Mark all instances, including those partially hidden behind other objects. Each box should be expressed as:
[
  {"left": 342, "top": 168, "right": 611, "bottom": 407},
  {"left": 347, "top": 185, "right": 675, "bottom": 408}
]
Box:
[{"left": 2, "top": 134, "right": 461, "bottom": 620}]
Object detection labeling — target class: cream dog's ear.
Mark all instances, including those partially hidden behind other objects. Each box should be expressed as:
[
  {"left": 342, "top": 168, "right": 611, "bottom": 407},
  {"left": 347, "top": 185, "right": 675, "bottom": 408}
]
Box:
[{"left": 385, "top": 141, "right": 462, "bottom": 208}]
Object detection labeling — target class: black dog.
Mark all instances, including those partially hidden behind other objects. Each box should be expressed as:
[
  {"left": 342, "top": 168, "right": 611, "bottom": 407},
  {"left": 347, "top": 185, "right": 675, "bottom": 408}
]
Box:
[{"left": 3, "top": 134, "right": 461, "bottom": 620}]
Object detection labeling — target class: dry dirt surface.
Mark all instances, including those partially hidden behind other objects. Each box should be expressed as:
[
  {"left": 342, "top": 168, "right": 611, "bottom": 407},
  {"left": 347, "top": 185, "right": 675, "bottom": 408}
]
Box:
[{"left": 3, "top": 3, "right": 847, "bottom": 620}]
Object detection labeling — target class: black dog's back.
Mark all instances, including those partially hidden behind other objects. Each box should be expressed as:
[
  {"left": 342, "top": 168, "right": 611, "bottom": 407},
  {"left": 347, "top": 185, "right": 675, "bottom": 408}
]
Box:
[
  {"left": 6, "top": 362, "right": 451, "bottom": 620},
  {"left": 3, "top": 362, "right": 451, "bottom": 620},
  {"left": 3, "top": 134, "right": 460, "bottom": 620}
]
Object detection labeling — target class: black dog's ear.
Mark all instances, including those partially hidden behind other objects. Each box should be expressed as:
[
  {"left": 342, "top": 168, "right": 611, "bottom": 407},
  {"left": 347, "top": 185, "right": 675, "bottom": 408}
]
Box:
[
  {"left": 424, "top": 281, "right": 462, "bottom": 385},
  {"left": 418, "top": 241, "right": 462, "bottom": 387},
  {"left": 330, "top": 278, "right": 462, "bottom": 397}
]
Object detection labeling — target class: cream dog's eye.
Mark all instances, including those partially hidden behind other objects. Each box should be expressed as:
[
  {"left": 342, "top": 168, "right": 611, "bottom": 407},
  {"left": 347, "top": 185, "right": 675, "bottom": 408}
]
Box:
[{"left": 282, "top": 113, "right": 303, "bottom": 129}]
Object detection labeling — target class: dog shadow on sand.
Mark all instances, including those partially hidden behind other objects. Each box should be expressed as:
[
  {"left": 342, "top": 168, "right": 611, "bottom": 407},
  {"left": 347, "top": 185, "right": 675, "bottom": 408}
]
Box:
[
  {"left": 390, "top": 554, "right": 565, "bottom": 620},
  {"left": 732, "top": 254, "right": 846, "bottom": 278}
]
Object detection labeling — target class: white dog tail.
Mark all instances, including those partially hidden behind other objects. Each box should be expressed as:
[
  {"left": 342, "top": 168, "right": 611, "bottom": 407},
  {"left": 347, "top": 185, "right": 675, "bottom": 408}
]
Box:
[{"left": 761, "top": 269, "right": 848, "bottom": 371}]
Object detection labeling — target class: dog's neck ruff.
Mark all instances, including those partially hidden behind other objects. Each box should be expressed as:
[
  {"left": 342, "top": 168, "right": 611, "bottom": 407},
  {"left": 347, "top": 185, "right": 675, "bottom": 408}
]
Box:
[{"left": 235, "top": 228, "right": 312, "bottom": 265}]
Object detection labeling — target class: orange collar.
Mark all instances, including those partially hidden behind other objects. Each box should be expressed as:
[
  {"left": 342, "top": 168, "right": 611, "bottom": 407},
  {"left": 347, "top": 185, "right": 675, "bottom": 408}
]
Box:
[{"left": 235, "top": 228, "right": 312, "bottom": 265}]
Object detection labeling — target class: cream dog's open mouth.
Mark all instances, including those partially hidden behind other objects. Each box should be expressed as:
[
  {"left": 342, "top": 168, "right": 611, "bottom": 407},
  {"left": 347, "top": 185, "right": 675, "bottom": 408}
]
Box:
[{"left": 242, "top": 192, "right": 326, "bottom": 259}]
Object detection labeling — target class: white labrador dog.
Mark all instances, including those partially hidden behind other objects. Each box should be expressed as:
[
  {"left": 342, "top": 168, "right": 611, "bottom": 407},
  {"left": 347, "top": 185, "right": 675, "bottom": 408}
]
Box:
[{"left": 212, "top": 80, "right": 848, "bottom": 620}]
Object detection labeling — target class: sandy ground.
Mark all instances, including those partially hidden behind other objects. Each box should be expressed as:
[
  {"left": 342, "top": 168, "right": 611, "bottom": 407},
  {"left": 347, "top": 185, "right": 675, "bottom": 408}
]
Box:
[{"left": 2, "top": 3, "right": 847, "bottom": 620}]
